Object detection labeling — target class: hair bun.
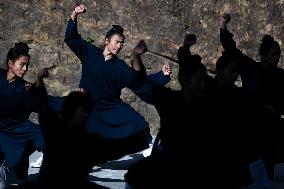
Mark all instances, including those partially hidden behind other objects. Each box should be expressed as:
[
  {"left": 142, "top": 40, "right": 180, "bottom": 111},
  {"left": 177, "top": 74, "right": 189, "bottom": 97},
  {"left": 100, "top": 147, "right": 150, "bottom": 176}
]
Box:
[
  {"left": 112, "top": 25, "right": 124, "bottom": 33},
  {"left": 14, "top": 42, "right": 30, "bottom": 53},
  {"left": 262, "top": 35, "right": 274, "bottom": 43}
]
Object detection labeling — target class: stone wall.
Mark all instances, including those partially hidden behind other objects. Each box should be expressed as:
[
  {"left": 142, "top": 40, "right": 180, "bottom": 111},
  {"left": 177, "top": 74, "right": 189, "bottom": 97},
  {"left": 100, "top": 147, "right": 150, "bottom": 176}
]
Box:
[{"left": 1, "top": 0, "right": 283, "bottom": 134}]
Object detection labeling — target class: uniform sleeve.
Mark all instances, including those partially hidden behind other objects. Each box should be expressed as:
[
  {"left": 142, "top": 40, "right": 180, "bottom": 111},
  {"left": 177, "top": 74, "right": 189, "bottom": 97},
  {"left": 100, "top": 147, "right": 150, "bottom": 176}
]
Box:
[
  {"left": 147, "top": 71, "right": 171, "bottom": 86},
  {"left": 220, "top": 28, "right": 237, "bottom": 50},
  {"left": 27, "top": 82, "right": 49, "bottom": 113},
  {"left": 64, "top": 19, "right": 91, "bottom": 62},
  {"left": 131, "top": 71, "right": 170, "bottom": 103},
  {"left": 120, "top": 61, "right": 143, "bottom": 89}
]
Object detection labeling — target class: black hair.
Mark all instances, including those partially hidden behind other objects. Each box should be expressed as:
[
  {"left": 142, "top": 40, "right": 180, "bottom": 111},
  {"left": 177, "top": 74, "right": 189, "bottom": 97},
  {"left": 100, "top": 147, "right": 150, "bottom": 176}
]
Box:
[
  {"left": 259, "top": 35, "right": 280, "bottom": 57},
  {"left": 6, "top": 42, "right": 30, "bottom": 66},
  {"left": 105, "top": 25, "right": 125, "bottom": 40},
  {"left": 61, "top": 91, "right": 93, "bottom": 122},
  {"left": 178, "top": 54, "right": 205, "bottom": 85}
]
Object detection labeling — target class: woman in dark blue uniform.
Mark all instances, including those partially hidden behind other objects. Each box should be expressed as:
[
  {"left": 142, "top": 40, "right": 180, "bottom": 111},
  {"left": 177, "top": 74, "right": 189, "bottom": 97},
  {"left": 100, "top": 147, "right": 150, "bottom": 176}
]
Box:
[{"left": 0, "top": 42, "right": 48, "bottom": 181}]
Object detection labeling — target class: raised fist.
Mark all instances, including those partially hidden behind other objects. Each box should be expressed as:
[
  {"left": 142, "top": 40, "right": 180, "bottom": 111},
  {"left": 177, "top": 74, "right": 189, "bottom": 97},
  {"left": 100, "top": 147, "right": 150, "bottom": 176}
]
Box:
[
  {"left": 162, "top": 64, "right": 172, "bottom": 76},
  {"left": 221, "top": 13, "right": 231, "bottom": 26},
  {"left": 37, "top": 67, "right": 49, "bottom": 79},
  {"left": 74, "top": 4, "right": 86, "bottom": 14},
  {"left": 133, "top": 40, "right": 148, "bottom": 56}
]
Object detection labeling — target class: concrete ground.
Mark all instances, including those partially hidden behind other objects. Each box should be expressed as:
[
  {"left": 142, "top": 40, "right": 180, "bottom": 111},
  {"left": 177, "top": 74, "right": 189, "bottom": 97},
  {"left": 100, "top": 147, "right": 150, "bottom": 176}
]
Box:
[
  {"left": 27, "top": 146, "right": 151, "bottom": 189},
  {"left": 26, "top": 147, "right": 284, "bottom": 189}
]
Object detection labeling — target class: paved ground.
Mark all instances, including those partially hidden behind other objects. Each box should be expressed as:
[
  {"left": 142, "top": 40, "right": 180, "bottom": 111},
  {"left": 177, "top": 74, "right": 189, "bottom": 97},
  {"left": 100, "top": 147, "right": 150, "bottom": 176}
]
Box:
[
  {"left": 27, "top": 147, "right": 284, "bottom": 189},
  {"left": 28, "top": 146, "right": 151, "bottom": 189}
]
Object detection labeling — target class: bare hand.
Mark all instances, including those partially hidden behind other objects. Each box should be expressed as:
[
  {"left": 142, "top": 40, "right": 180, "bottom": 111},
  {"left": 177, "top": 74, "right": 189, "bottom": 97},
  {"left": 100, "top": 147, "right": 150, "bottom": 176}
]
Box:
[
  {"left": 37, "top": 68, "right": 49, "bottom": 79},
  {"left": 74, "top": 4, "right": 86, "bottom": 14},
  {"left": 77, "top": 88, "right": 86, "bottom": 93},
  {"left": 162, "top": 64, "right": 172, "bottom": 76},
  {"left": 133, "top": 40, "right": 148, "bottom": 56}
]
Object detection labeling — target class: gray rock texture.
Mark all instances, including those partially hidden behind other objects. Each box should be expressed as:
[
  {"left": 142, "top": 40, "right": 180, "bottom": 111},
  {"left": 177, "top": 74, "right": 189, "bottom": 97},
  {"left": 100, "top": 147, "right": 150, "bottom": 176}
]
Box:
[{"left": 1, "top": 0, "right": 283, "bottom": 134}]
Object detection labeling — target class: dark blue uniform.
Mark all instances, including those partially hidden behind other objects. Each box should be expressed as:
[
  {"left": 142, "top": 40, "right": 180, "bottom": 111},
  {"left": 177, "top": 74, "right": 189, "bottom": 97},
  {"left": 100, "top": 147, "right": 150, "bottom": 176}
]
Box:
[
  {"left": 64, "top": 19, "right": 151, "bottom": 140},
  {"left": 0, "top": 69, "right": 44, "bottom": 169}
]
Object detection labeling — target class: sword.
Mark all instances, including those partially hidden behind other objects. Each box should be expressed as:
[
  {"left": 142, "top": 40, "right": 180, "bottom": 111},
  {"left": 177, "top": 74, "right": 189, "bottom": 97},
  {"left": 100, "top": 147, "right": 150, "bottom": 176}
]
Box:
[
  {"left": 147, "top": 50, "right": 179, "bottom": 64},
  {"left": 47, "top": 65, "right": 57, "bottom": 70}
]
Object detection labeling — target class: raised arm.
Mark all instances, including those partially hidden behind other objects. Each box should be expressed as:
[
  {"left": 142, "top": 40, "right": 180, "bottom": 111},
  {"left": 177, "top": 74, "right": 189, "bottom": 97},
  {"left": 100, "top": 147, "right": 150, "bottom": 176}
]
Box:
[
  {"left": 130, "top": 40, "right": 147, "bottom": 88},
  {"left": 64, "top": 4, "right": 89, "bottom": 61},
  {"left": 177, "top": 34, "right": 196, "bottom": 63},
  {"left": 219, "top": 13, "right": 237, "bottom": 51},
  {"left": 131, "top": 40, "right": 147, "bottom": 72},
  {"left": 27, "top": 68, "right": 50, "bottom": 112}
]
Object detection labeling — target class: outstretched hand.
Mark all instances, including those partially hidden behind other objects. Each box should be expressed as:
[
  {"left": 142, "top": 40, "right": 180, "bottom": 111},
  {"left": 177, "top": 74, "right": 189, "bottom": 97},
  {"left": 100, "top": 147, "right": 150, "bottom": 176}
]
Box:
[
  {"left": 162, "top": 64, "right": 172, "bottom": 76},
  {"left": 74, "top": 4, "right": 86, "bottom": 14},
  {"left": 133, "top": 40, "right": 148, "bottom": 56}
]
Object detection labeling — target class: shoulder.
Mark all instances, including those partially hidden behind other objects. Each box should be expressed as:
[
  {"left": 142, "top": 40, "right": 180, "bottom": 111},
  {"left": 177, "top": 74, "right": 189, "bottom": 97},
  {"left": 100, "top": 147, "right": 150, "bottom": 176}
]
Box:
[
  {"left": 115, "top": 57, "right": 129, "bottom": 69},
  {"left": 90, "top": 43, "right": 103, "bottom": 51}
]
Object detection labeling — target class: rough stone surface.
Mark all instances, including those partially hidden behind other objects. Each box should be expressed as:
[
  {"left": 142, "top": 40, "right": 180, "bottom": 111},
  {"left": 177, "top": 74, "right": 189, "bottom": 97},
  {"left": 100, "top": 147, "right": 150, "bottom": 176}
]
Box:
[{"left": 1, "top": 0, "right": 283, "bottom": 134}]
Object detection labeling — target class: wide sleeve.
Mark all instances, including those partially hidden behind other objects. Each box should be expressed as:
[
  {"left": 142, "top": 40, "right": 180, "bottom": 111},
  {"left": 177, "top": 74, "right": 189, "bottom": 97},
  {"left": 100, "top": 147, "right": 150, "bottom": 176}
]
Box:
[
  {"left": 119, "top": 59, "right": 144, "bottom": 90},
  {"left": 132, "top": 71, "right": 170, "bottom": 103},
  {"left": 27, "top": 82, "right": 49, "bottom": 113},
  {"left": 64, "top": 19, "right": 90, "bottom": 62},
  {"left": 147, "top": 71, "right": 171, "bottom": 86},
  {"left": 220, "top": 28, "right": 237, "bottom": 51},
  {"left": 131, "top": 78, "right": 157, "bottom": 104},
  {"left": 219, "top": 28, "right": 257, "bottom": 74}
]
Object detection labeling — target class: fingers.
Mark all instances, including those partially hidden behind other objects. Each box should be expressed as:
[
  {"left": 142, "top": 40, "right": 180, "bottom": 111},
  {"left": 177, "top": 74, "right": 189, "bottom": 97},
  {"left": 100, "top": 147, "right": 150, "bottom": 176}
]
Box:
[
  {"left": 77, "top": 88, "right": 86, "bottom": 93},
  {"left": 74, "top": 4, "right": 86, "bottom": 14},
  {"left": 162, "top": 64, "right": 172, "bottom": 76},
  {"left": 133, "top": 40, "right": 148, "bottom": 55},
  {"left": 79, "top": 4, "right": 86, "bottom": 12}
]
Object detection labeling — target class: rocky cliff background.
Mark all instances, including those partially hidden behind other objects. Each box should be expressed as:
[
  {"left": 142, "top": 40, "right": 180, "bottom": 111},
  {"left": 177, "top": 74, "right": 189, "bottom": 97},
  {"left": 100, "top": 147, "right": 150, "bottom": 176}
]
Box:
[{"left": 0, "top": 0, "right": 283, "bottom": 134}]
